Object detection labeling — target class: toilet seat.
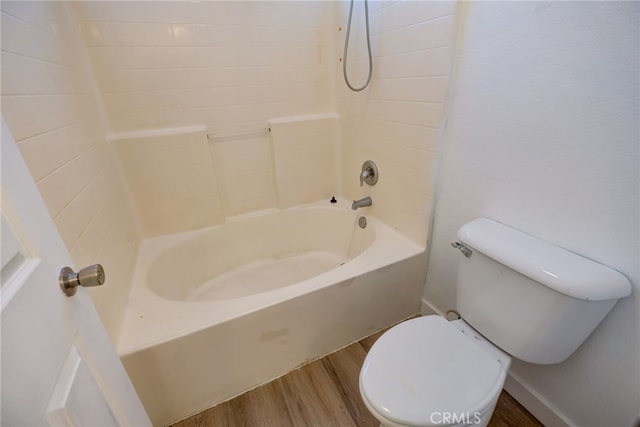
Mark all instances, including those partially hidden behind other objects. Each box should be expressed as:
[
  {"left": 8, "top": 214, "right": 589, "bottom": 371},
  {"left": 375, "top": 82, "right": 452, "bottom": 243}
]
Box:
[{"left": 359, "top": 316, "right": 508, "bottom": 427}]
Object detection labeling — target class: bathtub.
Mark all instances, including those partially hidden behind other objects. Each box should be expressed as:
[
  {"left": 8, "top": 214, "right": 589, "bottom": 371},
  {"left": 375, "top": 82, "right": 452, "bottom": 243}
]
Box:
[{"left": 118, "top": 198, "right": 426, "bottom": 426}]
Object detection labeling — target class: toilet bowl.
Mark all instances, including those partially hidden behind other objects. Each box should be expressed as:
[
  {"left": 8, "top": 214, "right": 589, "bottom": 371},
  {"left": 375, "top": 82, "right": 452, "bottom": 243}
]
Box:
[{"left": 359, "top": 315, "right": 511, "bottom": 427}]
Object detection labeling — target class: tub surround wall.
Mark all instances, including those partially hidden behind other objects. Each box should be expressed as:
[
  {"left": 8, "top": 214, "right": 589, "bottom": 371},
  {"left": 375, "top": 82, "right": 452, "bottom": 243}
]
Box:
[
  {"left": 73, "top": 1, "right": 341, "bottom": 237},
  {"left": 58, "top": 0, "right": 457, "bottom": 247},
  {"left": 114, "top": 128, "right": 224, "bottom": 237},
  {"left": 0, "top": 1, "right": 140, "bottom": 340},
  {"left": 210, "top": 131, "right": 276, "bottom": 218},
  {"left": 424, "top": 2, "right": 639, "bottom": 426},
  {"left": 269, "top": 114, "right": 340, "bottom": 209},
  {"left": 72, "top": 1, "right": 334, "bottom": 134},
  {"left": 111, "top": 115, "right": 340, "bottom": 237},
  {"left": 335, "top": 1, "right": 456, "bottom": 247}
]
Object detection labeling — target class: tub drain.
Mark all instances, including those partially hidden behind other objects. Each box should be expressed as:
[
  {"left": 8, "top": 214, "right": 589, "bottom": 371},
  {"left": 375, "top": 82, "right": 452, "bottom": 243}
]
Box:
[{"left": 358, "top": 216, "right": 367, "bottom": 229}]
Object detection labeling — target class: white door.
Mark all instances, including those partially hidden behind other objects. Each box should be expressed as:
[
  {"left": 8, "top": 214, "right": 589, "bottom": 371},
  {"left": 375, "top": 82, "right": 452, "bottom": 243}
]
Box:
[{"left": 1, "top": 118, "right": 151, "bottom": 426}]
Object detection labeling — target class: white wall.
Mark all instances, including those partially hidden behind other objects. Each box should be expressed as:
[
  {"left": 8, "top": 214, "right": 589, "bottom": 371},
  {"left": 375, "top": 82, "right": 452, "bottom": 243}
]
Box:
[
  {"left": 424, "top": 2, "right": 639, "bottom": 426},
  {"left": 335, "top": 1, "right": 457, "bottom": 246},
  {"left": 0, "top": 1, "right": 140, "bottom": 341}
]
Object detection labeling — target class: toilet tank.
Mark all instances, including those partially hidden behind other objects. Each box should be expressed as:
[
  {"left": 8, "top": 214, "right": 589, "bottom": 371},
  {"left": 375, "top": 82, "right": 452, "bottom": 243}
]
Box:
[{"left": 455, "top": 218, "right": 631, "bottom": 365}]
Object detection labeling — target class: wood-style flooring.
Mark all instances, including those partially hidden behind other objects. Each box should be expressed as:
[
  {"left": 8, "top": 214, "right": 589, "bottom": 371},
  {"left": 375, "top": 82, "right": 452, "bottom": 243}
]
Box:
[{"left": 172, "top": 327, "right": 542, "bottom": 427}]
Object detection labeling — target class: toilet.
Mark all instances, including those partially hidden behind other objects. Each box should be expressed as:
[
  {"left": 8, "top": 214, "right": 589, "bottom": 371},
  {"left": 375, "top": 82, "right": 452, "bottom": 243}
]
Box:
[{"left": 359, "top": 218, "right": 632, "bottom": 427}]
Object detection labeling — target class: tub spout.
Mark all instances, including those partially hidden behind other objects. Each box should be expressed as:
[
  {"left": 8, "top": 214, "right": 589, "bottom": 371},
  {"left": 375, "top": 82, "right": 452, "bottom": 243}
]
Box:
[{"left": 352, "top": 196, "right": 372, "bottom": 210}]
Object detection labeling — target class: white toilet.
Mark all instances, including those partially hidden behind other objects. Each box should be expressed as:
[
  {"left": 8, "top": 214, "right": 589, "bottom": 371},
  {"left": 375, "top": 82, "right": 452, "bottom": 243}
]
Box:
[{"left": 359, "top": 218, "right": 632, "bottom": 427}]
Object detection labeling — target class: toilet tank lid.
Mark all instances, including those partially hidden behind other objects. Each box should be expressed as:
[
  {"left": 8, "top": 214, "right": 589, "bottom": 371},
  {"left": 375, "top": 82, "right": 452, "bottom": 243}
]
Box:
[{"left": 457, "top": 218, "right": 632, "bottom": 301}]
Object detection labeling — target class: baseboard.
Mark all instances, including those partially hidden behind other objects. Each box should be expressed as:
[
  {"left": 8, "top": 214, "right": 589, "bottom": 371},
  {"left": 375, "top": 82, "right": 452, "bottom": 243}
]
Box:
[
  {"left": 420, "top": 297, "right": 574, "bottom": 427},
  {"left": 504, "top": 373, "right": 573, "bottom": 427}
]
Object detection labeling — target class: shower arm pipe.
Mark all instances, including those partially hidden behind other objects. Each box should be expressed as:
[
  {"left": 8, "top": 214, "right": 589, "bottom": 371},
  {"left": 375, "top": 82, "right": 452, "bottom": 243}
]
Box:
[{"left": 343, "top": 0, "right": 373, "bottom": 92}]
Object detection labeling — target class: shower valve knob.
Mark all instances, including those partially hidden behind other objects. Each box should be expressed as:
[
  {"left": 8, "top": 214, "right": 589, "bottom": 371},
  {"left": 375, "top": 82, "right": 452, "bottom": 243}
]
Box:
[
  {"left": 360, "top": 160, "right": 378, "bottom": 187},
  {"left": 360, "top": 169, "right": 371, "bottom": 186}
]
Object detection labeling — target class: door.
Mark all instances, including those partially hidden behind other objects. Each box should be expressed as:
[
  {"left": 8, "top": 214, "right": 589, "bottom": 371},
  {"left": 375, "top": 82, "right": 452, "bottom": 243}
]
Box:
[{"left": 1, "top": 117, "right": 151, "bottom": 426}]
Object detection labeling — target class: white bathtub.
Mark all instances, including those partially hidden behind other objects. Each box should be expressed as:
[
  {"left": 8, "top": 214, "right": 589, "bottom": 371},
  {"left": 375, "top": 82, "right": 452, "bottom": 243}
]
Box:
[{"left": 118, "top": 199, "right": 426, "bottom": 426}]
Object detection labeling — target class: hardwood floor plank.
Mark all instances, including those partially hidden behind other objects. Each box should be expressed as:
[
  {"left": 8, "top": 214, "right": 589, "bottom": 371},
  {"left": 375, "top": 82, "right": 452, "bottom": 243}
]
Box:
[
  {"left": 322, "top": 342, "right": 378, "bottom": 426},
  {"left": 358, "top": 329, "right": 386, "bottom": 353},
  {"left": 220, "top": 400, "right": 247, "bottom": 427},
  {"left": 275, "top": 360, "right": 357, "bottom": 427},
  {"left": 176, "top": 400, "right": 243, "bottom": 427},
  {"left": 235, "top": 381, "right": 294, "bottom": 427},
  {"left": 488, "top": 391, "right": 543, "bottom": 427}
]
